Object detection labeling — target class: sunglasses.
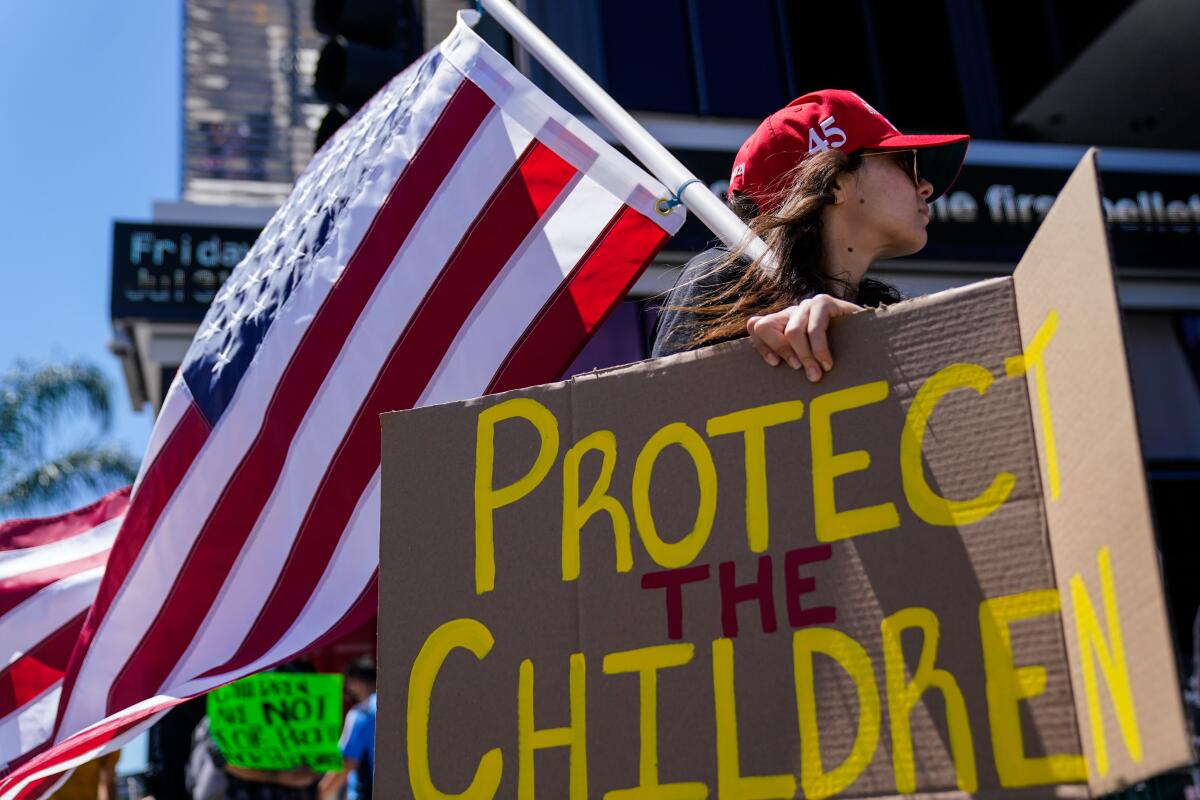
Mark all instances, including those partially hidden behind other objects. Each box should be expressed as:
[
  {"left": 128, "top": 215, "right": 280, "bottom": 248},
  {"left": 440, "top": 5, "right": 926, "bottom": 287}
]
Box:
[{"left": 861, "top": 149, "right": 922, "bottom": 187}]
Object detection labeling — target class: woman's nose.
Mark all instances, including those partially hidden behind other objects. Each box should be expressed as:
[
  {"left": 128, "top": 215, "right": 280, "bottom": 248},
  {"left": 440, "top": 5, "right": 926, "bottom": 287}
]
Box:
[{"left": 917, "top": 178, "right": 934, "bottom": 199}]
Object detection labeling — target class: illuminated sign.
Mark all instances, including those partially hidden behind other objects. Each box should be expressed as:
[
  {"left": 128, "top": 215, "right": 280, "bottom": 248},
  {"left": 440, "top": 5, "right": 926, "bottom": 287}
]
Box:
[
  {"left": 110, "top": 221, "right": 260, "bottom": 321},
  {"left": 658, "top": 149, "right": 1200, "bottom": 270},
  {"left": 921, "top": 165, "right": 1200, "bottom": 268}
]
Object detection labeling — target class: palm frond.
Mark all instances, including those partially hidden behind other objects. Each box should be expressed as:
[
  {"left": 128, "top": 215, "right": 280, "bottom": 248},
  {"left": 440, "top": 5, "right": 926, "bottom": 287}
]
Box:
[
  {"left": 0, "top": 362, "right": 114, "bottom": 468},
  {"left": 0, "top": 446, "right": 138, "bottom": 517}
]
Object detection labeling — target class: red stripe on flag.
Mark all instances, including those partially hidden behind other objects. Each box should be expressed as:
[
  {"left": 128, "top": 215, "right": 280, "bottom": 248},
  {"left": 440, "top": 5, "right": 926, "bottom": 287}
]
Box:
[
  {"left": 1, "top": 577, "right": 378, "bottom": 793},
  {"left": 0, "top": 700, "right": 166, "bottom": 796},
  {"left": 489, "top": 204, "right": 671, "bottom": 394},
  {"left": 52, "top": 404, "right": 210, "bottom": 734},
  {"left": 202, "top": 141, "right": 577, "bottom": 677},
  {"left": 0, "top": 613, "right": 86, "bottom": 721},
  {"left": 0, "top": 489, "right": 128, "bottom": 553},
  {"left": 297, "top": 572, "right": 378, "bottom": 660},
  {"left": 103, "top": 80, "right": 496, "bottom": 714},
  {"left": 0, "top": 741, "right": 49, "bottom": 782},
  {"left": 0, "top": 551, "right": 109, "bottom": 618}
]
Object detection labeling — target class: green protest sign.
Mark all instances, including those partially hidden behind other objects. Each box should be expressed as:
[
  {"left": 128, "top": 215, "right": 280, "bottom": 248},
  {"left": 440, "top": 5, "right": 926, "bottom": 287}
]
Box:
[{"left": 207, "top": 672, "right": 344, "bottom": 772}]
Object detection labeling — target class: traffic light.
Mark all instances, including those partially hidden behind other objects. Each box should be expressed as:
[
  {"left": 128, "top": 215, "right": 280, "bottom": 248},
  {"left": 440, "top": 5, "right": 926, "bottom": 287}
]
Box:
[{"left": 313, "top": 0, "right": 423, "bottom": 150}]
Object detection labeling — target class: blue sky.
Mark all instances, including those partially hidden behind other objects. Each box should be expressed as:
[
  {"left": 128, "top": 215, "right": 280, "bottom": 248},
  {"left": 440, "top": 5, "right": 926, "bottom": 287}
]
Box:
[
  {"left": 0, "top": 2, "right": 181, "bottom": 773},
  {"left": 0, "top": 2, "right": 182, "bottom": 491}
]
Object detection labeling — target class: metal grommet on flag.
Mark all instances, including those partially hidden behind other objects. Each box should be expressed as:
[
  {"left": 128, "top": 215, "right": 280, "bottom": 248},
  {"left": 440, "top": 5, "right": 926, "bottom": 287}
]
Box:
[{"left": 656, "top": 178, "right": 704, "bottom": 215}]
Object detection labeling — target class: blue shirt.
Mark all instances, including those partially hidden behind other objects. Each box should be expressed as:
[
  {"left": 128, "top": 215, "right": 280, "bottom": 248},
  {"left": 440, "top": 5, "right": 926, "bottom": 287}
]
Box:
[{"left": 340, "top": 693, "right": 376, "bottom": 800}]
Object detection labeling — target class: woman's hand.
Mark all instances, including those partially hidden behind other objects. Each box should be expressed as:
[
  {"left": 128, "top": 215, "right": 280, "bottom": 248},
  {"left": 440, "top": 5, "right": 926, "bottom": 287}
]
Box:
[{"left": 746, "top": 295, "right": 861, "bottom": 382}]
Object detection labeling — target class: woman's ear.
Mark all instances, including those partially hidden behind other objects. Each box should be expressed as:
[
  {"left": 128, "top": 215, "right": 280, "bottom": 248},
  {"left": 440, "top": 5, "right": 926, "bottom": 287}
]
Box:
[{"left": 829, "top": 178, "right": 847, "bottom": 206}]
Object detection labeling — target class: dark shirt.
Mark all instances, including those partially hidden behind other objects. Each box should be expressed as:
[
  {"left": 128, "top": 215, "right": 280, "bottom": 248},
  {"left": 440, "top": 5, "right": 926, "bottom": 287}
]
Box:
[
  {"left": 189, "top": 717, "right": 317, "bottom": 800},
  {"left": 146, "top": 696, "right": 207, "bottom": 800},
  {"left": 652, "top": 249, "right": 902, "bottom": 359},
  {"left": 651, "top": 248, "right": 746, "bottom": 358}
]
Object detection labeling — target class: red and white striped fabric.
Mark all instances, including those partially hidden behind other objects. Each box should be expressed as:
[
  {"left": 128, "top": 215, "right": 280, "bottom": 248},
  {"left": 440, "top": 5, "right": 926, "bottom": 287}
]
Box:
[
  {"left": 0, "top": 12, "right": 682, "bottom": 797},
  {"left": 0, "top": 489, "right": 128, "bottom": 775}
]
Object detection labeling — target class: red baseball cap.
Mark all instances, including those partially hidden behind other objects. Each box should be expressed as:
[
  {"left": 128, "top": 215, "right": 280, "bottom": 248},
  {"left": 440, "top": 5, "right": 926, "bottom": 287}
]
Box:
[{"left": 729, "top": 89, "right": 969, "bottom": 212}]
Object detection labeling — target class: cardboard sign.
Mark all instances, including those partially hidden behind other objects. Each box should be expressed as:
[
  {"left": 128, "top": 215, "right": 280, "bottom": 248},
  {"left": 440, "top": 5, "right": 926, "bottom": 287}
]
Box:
[
  {"left": 207, "top": 672, "right": 344, "bottom": 772},
  {"left": 378, "top": 151, "right": 1193, "bottom": 798}
]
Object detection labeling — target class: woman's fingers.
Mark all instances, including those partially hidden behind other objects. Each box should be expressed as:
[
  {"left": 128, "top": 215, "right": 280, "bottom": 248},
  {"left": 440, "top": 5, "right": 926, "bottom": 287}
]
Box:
[
  {"left": 749, "top": 313, "right": 805, "bottom": 370},
  {"left": 745, "top": 316, "right": 782, "bottom": 366},
  {"left": 783, "top": 305, "right": 823, "bottom": 381},
  {"left": 826, "top": 296, "right": 863, "bottom": 316},
  {"left": 804, "top": 296, "right": 861, "bottom": 377},
  {"left": 748, "top": 305, "right": 822, "bottom": 381},
  {"left": 746, "top": 296, "right": 862, "bottom": 382},
  {"left": 806, "top": 302, "right": 833, "bottom": 372}
]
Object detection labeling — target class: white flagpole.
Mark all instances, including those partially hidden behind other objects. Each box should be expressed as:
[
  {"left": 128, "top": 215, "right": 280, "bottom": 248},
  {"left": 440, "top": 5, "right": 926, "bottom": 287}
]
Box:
[{"left": 476, "top": 0, "right": 776, "bottom": 272}]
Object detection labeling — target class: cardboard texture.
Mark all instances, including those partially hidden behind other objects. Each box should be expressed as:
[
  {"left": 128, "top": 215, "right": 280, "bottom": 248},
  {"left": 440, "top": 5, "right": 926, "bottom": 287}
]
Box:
[
  {"left": 378, "top": 151, "right": 1192, "bottom": 798},
  {"left": 1010, "top": 151, "right": 1192, "bottom": 794}
]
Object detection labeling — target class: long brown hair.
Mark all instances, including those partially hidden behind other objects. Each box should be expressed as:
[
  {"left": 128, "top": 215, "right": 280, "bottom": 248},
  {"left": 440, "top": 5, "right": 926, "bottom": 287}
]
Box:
[{"left": 675, "top": 148, "right": 901, "bottom": 348}]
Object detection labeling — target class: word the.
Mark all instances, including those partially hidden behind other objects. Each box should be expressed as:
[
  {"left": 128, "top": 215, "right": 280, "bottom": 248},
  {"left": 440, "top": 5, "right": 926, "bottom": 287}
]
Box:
[{"left": 641, "top": 545, "right": 835, "bottom": 640}]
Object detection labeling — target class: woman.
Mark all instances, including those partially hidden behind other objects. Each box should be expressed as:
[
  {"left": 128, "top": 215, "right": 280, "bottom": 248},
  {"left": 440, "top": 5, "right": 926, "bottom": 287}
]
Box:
[{"left": 653, "top": 90, "right": 969, "bottom": 379}]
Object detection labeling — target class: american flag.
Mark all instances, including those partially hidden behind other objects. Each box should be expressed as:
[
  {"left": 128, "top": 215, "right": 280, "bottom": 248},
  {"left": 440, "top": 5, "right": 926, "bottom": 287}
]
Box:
[
  {"left": 0, "top": 490, "right": 128, "bottom": 769},
  {"left": 0, "top": 15, "right": 682, "bottom": 796}
]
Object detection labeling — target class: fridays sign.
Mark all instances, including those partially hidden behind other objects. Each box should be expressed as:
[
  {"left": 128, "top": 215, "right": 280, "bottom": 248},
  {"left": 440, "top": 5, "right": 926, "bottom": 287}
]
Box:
[{"left": 378, "top": 151, "right": 1193, "bottom": 798}]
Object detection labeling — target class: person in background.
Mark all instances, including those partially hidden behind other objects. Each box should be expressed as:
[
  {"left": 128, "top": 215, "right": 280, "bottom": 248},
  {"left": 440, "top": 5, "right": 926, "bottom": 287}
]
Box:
[
  {"left": 53, "top": 751, "right": 119, "bottom": 800},
  {"left": 186, "top": 714, "right": 319, "bottom": 800},
  {"left": 144, "top": 695, "right": 208, "bottom": 800},
  {"left": 187, "top": 660, "right": 321, "bottom": 800},
  {"left": 318, "top": 659, "right": 376, "bottom": 800}
]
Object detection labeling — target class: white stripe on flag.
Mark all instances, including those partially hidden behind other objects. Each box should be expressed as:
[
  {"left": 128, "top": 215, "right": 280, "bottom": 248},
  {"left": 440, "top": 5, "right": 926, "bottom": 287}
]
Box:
[
  {"left": 168, "top": 107, "right": 531, "bottom": 682},
  {"left": 132, "top": 372, "right": 189, "bottom": 495},
  {"left": 0, "top": 685, "right": 60, "bottom": 769},
  {"left": 422, "top": 172, "right": 622, "bottom": 406},
  {"left": 0, "top": 518, "right": 118, "bottom": 579},
  {"left": 0, "top": 569, "right": 103, "bottom": 664},
  {"left": 55, "top": 58, "right": 475, "bottom": 737},
  {"left": 441, "top": 14, "right": 665, "bottom": 219},
  {"left": 2, "top": 700, "right": 169, "bottom": 798},
  {"left": 169, "top": 472, "right": 381, "bottom": 699}
]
